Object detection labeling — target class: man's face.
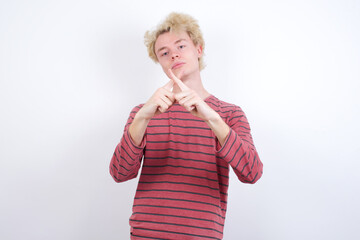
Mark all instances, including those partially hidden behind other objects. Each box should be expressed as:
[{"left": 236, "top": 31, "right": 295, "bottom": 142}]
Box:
[{"left": 154, "top": 30, "right": 202, "bottom": 79}]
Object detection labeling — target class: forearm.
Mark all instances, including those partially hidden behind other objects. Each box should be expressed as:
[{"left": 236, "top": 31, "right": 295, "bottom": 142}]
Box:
[
  {"left": 205, "top": 114, "right": 230, "bottom": 147},
  {"left": 128, "top": 112, "right": 150, "bottom": 146},
  {"left": 216, "top": 128, "right": 263, "bottom": 183},
  {"left": 109, "top": 105, "right": 148, "bottom": 183},
  {"left": 214, "top": 106, "right": 263, "bottom": 184}
]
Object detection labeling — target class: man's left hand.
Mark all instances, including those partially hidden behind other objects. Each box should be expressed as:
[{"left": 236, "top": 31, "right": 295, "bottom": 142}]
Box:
[{"left": 168, "top": 69, "right": 219, "bottom": 121}]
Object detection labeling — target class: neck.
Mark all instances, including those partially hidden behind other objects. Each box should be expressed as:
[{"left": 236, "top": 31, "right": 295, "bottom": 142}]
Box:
[{"left": 172, "top": 70, "right": 211, "bottom": 100}]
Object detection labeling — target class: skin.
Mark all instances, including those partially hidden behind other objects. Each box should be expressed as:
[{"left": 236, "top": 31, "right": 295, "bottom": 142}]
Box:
[{"left": 129, "top": 31, "right": 230, "bottom": 147}]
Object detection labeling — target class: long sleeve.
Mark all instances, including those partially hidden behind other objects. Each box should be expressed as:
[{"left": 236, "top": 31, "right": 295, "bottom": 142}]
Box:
[
  {"left": 216, "top": 106, "right": 263, "bottom": 184},
  {"left": 109, "top": 105, "right": 146, "bottom": 183}
]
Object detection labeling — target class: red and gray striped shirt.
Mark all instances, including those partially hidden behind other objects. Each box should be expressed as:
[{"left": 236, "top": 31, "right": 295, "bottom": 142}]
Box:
[{"left": 110, "top": 94, "right": 263, "bottom": 239}]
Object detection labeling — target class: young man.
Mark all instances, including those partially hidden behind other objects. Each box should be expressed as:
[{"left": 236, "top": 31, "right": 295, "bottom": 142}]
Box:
[{"left": 110, "top": 12, "right": 263, "bottom": 240}]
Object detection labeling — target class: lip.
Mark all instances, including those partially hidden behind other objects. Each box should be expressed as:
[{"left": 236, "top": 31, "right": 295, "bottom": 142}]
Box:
[{"left": 171, "top": 62, "right": 185, "bottom": 69}]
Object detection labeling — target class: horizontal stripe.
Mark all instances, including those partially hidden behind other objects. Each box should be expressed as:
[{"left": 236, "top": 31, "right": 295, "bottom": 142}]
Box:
[
  {"left": 146, "top": 148, "right": 215, "bottom": 156},
  {"left": 207, "top": 101, "right": 234, "bottom": 109},
  {"left": 113, "top": 163, "right": 133, "bottom": 174},
  {"left": 135, "top": 196, "right": 221, "bottom": 209},
  {"left": 132, "top": 212, "right": 224, "bottom": 226},
  {"left": 130, "top": 233, "right": 168, "bottom": 240},
  {"left": 229, "top": 124, "right": 251, "bottom": 133},
  {"left": 151, "top": 117, "right": 204, "bottom": 122},
  {"left": 219, "top": 182, "right": 228, "bottom": 188},
  {"left": 147, "top": 140, "right": 213, "bottom": 148},
  {"left": 111, "top": 172, "right": 135, "bottom": 182},
  {"left": 146, "top": 156, "right": 216, "bottom": 166},
  {"left": 237, "top": 125, "right": 251, "bottom": 131},
  {"left": 165, "top": 109, "right": 235, "bottom": 115},
  {"left": 146, "top": 132, "right": 214, "bottom": 139},
  {"left": 132, "top": 227, "right": 221, "bottom": 240},
  {"left": 216, "top": 164, "right": 229, "bottom": 170},
  {"left": 242, "top": 138, "right": 255, "bottom": 147},
  {"left": 130, "top": 219, "right": 223, "bottom": 234},
  {"left": 148, "top": 124, "right": 211, "bottom": 131},
  {"left": 146, "top": 156, "right": 228, "bottom": 170},
  {"left": 133, "top": 204, "right": 224, "bottom": 219},
  {"left": 141, "top": 173, "right": 224, "bottom": 185},
  {"left": 136, "top": 189, "right": 220, "bottom": 200},
  {"left": 139, "top": 181, "right": 219, "bottom": 191},
  {"left": 218, "top": 173, "right": 229, "bottom": 179},
  {"left": 143, "top": 164, "right": 217, "bottom": 174},
  {"left": 230, "top": 115, "right": 245, "bottom": 120},
  {"left": 114, "top": 171, "right": 127, "bottom": 177}
]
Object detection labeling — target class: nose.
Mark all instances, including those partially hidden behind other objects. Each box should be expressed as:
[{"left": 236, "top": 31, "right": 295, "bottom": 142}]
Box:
[{"left": 171, "top": 51, "right": 179, "bottom": 60}]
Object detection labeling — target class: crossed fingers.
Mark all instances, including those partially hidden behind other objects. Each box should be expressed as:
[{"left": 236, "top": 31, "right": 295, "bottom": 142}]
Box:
[
  {"left": 168, "top": 69, "right": 195, "bottom": 111},
  {"left": 168, "top": 69, "right": 189, "bottom": 92}
]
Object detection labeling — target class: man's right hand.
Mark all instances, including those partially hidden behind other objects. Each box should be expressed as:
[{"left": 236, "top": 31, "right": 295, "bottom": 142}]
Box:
[
  {"left": 136, "top": 80, "right": 175, "bottom": 120},
  {"left": 128, "top": 80, "right": 175, "bottom": 146}
]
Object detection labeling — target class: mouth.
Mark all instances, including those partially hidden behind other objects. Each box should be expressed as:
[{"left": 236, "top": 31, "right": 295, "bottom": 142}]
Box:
[{"left": 171, "top": 62, "right": 185, "bottom": 69}]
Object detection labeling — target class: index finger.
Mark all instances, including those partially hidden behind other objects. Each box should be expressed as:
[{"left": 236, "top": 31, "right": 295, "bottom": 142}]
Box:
[{"left": 168, "top": 69, "right": 189, "bottom": 91}]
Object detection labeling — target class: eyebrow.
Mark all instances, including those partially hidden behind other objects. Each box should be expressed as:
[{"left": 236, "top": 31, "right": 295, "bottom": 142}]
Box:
[{"left": 156, "top": 38, "right": 187, "bottom": 53}]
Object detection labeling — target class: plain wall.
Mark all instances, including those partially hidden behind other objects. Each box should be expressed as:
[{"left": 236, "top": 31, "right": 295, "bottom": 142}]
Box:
[{"left": 1, "top": 0, "right": 359, "bottom": 239}]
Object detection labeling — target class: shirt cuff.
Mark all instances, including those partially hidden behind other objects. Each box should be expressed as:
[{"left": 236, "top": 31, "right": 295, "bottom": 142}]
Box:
[
  {"left": 124, "top": 128, "right": 146, "bottom": 154},
  {"left": 215, "top": 128, "right": 237, "bottom": 158}
]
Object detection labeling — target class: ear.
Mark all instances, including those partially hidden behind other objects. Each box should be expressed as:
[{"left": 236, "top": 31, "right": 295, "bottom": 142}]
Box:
[{"left": 196, "top": 44, "right": 203, "bottom": 58}]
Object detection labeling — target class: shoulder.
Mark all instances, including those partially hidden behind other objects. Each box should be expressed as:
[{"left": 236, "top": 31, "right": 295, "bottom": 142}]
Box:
[
  {"left": 206, "top": 95, "right": 243, "bottom": 113},
  {"left": 131, "top": 103, "right": 145, "bottom": 113},
  {"left": 126, "top": 103, "right": 145, "bottom": 119},
  {"left": 206, "top": 95, "right": 244, "bottom": 122}
]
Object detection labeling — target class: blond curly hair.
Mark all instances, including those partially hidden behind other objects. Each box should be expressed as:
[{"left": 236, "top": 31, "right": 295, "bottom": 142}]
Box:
[{"left": 144, "top": 12, "right": 205, "bottom": 70}]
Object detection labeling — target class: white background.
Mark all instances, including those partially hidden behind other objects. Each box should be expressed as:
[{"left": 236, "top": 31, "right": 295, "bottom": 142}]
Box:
[{"left": 1, "top": 0, "right": 359, "bottom": 239}]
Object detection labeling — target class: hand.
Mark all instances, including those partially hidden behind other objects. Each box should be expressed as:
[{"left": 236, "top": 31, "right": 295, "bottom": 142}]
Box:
[
  {"left": 137, "top": 80, "right": 175, "bottom": 120},
  {"left": 168, "top": 69, "right": 219, "bottom": 121}
]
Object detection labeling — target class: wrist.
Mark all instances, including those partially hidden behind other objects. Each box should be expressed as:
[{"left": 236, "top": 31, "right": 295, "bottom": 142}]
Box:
[
  {"left": 129, "top": 112, "right": 150, "bottom": 147},
  {"left": 205, "top": 114, "right": 230, "bottom": 147},
  {"left": 205, "top": 111, "right": 222, "bottom": 124},
  {"left": 135, "top": 108, "right": 152, "bottom": 122},
  {"left": 133, "top": 112, "right": 151, "bottom": 125}
]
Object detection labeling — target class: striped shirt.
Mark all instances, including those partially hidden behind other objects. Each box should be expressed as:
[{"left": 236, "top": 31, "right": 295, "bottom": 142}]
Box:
[{"left": 110, "top": 94, "right": 263, "bottom": 239}]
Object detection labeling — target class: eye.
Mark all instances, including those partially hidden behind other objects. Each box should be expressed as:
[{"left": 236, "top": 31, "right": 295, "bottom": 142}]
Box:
[
  {"left": 161, "top": 52, "right": 169, "bottom": 56},
  {"left": 179, "top": 45, "right": 186, "bottom": 49}
]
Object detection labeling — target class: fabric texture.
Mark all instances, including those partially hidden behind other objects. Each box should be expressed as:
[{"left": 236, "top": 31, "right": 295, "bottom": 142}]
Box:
[{"left": 110, "top": 95, "right": 263, "bottom": 239}]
